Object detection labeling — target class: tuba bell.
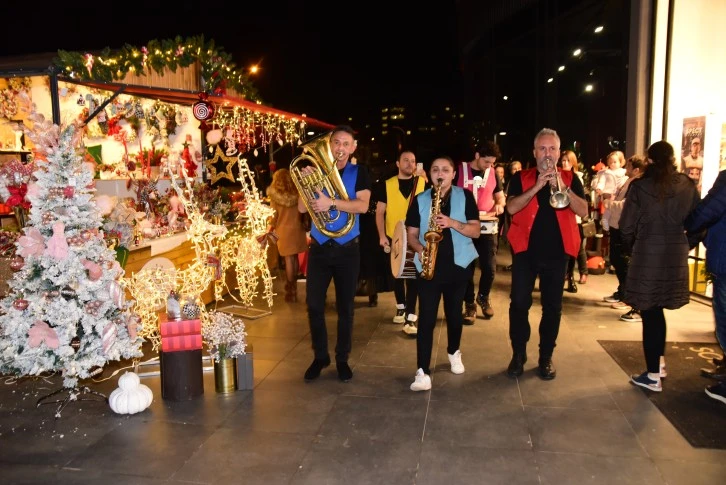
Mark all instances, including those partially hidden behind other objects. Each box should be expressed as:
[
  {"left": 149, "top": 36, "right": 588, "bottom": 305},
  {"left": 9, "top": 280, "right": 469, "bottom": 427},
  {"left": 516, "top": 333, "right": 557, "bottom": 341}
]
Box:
[{"left": 290, "top": 132, "right": 355, "bottom": 238}]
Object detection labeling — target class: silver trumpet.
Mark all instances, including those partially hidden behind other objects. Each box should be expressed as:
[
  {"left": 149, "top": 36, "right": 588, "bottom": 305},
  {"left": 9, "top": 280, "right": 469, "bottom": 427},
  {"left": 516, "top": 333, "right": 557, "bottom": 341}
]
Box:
[{"left": 547, "top": 158, "right": 570, "bottom": 209}]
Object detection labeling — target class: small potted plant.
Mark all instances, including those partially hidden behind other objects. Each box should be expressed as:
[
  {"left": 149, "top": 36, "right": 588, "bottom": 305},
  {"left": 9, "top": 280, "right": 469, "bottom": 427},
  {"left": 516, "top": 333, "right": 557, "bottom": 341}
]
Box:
[{"left": 204, "top": 310, "right": 247, "bottom": 393}]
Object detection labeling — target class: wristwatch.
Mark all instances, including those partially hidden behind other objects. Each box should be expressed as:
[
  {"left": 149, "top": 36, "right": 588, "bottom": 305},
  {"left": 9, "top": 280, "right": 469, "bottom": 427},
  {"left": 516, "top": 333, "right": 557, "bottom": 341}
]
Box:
[{"left": 329, "top": 202, "right": 337, "bottom": 212}]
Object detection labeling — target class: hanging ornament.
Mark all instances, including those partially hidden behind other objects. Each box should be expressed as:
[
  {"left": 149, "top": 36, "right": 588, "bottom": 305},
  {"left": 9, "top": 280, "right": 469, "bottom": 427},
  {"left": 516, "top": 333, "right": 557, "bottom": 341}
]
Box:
[
  {"left": 61, "top": 285, "right": 77, "bottom": 300},
  {"left": 77, "top": 94, "right": 85, "bottom": 106},
  {"left": 10, "top": 255, "right": 24, "bottom": 271},
  {"left": 192, "top": 92, "right": 215, "bottom": 122},
  {"left": 109, "top": 280, "right": 125, "bottom": 309},
  {"left": 181, "top": 297, "right": 201, "bottom": 320},
  {"left": 63, "top": 186, "right": 75, "bottom": 198},
  {"left": 70, "top": 337, "right": 81, "bottom": 352},
  {"left": 102, "top": 322, "right": 117, "bottom": 354},
  {"left": 42, "top": 212, "right": 55, "bottom": 225},
  {"left": 13, "top": 298, "right": 29, "bottom": 311}
]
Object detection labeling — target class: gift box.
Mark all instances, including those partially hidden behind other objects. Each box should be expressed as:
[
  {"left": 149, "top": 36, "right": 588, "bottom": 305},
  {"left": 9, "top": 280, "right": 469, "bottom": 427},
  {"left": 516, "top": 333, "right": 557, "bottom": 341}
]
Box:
[
  {"left": 161, "top": 334, "right": 203, "bottom": 352},
  {"left": 160, "top": 318, "right": 202, "bottom": 337}
]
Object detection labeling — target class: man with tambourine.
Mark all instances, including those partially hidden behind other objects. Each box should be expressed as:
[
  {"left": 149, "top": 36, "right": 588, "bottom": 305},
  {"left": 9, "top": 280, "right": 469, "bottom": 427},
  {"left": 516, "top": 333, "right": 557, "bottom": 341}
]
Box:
[
  {"left": 375, "top": 150, "right": 427, "bottom": 335},
  {"left": 455, "top": 141, "right": 506, "bottom": 323}
]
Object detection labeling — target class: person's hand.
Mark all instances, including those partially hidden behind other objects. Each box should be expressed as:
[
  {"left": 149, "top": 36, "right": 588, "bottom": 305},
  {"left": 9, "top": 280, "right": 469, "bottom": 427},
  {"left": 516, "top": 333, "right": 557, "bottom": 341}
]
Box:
[
  {"left": 494, "top": 204, "right": 505, "bottom": 216},
  {"left": 434, "top": 213, "right": 452, "bottom": 229},
  {"left": 379, "top": 237, "right": 390, "bottom": 251},
  {"left": 310, "top": 190, "right": 332, "bottom": 213}
]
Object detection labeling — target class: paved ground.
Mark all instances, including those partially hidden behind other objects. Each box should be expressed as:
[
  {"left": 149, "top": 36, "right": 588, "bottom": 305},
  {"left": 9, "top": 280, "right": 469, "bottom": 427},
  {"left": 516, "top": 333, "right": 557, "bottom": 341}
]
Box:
[{"left": 1, "top": 250, "right": 724, "bottom": 484}]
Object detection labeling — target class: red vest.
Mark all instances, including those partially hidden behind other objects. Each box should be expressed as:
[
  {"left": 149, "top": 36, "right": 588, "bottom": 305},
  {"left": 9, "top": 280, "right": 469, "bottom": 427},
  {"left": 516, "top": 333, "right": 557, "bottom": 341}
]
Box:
[{"left": 507, "top": 168, "right": 581, "bottom": 258}]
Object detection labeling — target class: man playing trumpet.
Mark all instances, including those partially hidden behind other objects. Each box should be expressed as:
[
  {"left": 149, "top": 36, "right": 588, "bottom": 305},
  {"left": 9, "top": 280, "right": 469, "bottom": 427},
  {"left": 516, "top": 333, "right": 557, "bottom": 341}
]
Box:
[
  {"left": 296, "top": 125, "right": 372, "bottom": 383},
  {"left": 505, "top": 128, "right": 588, "bottom": 380}
]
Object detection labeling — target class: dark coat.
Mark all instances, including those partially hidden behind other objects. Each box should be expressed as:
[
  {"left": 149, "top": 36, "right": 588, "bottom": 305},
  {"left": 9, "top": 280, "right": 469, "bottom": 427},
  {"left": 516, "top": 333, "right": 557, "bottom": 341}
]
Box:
[
  {"left": 685, "top": 169, "right": 726, "bottom": 276},
  {"left": 619, "top": 173, "right": 700, "bottom": 311}
]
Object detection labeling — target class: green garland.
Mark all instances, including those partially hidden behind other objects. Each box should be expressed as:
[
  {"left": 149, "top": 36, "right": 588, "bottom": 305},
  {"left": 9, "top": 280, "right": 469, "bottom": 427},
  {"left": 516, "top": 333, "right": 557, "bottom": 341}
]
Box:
[{"left": 53, "top": 35, "right": 260, "bottom": 101}]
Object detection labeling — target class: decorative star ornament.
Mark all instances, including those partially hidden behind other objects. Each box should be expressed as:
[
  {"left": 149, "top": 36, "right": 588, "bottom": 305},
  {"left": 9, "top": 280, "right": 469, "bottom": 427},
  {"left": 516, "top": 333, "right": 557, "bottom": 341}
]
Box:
[{"left": 207, "top": 145, "right": 238, "bottom": 184}]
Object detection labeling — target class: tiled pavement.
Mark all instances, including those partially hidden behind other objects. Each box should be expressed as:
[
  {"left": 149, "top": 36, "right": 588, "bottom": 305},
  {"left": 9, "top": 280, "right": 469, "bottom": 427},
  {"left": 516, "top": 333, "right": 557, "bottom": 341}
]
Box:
[{"left": 1, "top": 250, "right": 724, "bottom": 484}]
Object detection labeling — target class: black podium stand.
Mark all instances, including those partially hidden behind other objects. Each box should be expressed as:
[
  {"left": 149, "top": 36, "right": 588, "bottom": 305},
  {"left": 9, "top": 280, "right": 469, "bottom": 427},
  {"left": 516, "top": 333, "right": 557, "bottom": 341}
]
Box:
[{"left": 159, "top": 350, "right": 204, "bottom": 401}]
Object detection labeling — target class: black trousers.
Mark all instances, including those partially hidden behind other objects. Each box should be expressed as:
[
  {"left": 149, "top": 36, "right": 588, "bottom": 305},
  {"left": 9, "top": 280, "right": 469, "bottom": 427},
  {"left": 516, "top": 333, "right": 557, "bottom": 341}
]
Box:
[
  {"left": 306, "top": 240, "right": 360, "bottom": 363},
  {"left": 567, "top": 223, "right": 588, "bottom": 276},
  {"left": 641, "top": 307, "right": 666, "bottom": 374},
  {"left": 394, "top": 278, "right": 419, "bottom": 316},
  {"left": 416, "top": 264, "right": 472, "bottom": 375},
  {"left": 609, "top": 228, "right": 628, "bottom": 296},
  {"left": 509, "top": 251, "right": 568, "bottom": 358},
  {"left": 464, "top": 233, "right": 498, "bottom": 304}
]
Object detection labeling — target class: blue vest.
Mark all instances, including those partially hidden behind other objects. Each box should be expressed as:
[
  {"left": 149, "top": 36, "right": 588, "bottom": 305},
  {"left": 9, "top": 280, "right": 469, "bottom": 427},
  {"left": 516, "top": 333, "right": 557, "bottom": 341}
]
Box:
[
  {"left": 413, "top": 186, "right": 478, "bottom": 272},
  {"left": 310, "top": 162, "right": 360, "bottom": 245}
]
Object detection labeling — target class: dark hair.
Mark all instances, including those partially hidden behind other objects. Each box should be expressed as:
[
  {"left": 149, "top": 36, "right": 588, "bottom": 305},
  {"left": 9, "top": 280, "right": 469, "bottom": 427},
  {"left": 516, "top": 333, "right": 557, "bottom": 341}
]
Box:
[
  {"left": 645, "top": 141, "right": 677, "bottom": 200},
  {"left": 431, "top": 155, "right": 456, "bottom": 170},
  {"left": 477, "top": 140, "right": 501, "bottom": 159},
  {"left": 627, "top": 154, "right": 647, "bottom": 173},
  {"left": 331, "top": 125, "right": 356, "bottom": 137}
]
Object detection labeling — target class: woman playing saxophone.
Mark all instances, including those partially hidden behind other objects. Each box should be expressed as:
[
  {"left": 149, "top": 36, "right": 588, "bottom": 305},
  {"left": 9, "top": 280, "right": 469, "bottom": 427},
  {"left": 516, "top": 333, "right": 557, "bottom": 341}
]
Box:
[{"left": 404, "top": 156, "right": 480, "bottom": 391}]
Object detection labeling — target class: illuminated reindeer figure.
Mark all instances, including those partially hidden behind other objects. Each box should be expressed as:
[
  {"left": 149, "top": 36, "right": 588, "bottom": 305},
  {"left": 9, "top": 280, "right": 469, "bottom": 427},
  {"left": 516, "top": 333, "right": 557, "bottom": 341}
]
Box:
[
  {"left": 126, "top": 171, "right": 227, "bottom": 350},
  {"left": 217, "top": 156, "right": 275, "bottom": 308}
]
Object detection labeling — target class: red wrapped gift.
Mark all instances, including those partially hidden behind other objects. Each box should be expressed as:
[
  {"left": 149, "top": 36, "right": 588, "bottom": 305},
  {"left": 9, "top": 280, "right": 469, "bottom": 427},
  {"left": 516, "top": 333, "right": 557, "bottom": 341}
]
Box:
[
  {"left": 161, "top": 334, "right": 203, "bottom": 352},
  {"left": 160, "top": 318, "right": 201, "bottom": 337}
]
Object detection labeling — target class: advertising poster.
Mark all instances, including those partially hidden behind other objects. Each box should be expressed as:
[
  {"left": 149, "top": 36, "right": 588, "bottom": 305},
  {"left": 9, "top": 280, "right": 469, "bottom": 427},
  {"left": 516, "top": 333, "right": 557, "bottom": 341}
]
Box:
[{"left": 681, "top": 116, "right": 706, "bottom": 193}]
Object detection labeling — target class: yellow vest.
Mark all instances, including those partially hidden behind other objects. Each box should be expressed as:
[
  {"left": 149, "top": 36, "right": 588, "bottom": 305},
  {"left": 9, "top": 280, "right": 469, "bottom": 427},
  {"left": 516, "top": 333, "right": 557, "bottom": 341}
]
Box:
[{"left": 384, "top": 176, "right": 425, "bottom": 237}]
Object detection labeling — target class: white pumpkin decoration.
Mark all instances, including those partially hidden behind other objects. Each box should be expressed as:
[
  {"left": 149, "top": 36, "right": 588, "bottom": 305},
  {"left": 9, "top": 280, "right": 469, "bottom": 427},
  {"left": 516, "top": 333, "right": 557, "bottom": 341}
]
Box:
[{"left": 109, "top": 372, "right": 153, "bottom": 415}]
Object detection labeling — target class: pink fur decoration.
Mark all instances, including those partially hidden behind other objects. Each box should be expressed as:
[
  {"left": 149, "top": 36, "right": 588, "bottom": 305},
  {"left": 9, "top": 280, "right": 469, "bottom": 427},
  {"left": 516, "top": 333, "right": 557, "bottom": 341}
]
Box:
[
  {"left": 28, "top": 320, "right": 59, "bottom": 349},
  {"left": 44, "top": 222, "right": 69, "bottom": 259},
  {"left": 81, "top": 259, "right": 103, "bottom": 281},
  {"left": 17, "top": 227, "right": 45, "bottom": 258}
]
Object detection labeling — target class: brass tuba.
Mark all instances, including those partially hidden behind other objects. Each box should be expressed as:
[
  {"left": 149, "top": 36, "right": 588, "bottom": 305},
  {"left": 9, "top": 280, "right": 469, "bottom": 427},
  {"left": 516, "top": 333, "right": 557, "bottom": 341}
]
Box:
[
  {"left": 290, "top": 132, "right": 355, "bottom": 238},
  {"left": 420, "top": 179, "right": 444, "bottom": 280}
]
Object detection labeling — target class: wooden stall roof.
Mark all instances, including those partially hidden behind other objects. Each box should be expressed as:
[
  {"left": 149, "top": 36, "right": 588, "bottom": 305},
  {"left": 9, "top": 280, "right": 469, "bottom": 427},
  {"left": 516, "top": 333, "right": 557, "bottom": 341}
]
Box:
[{"left": 59, "top": 77, "right": 336, "bottom": 130}]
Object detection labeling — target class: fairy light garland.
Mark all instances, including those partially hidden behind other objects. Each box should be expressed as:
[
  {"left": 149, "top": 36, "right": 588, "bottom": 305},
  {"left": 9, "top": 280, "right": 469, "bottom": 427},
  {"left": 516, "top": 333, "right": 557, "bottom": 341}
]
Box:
[
  {"left": 209, "top": 105, "right": 305, "bottom": 155},
  {"left": 54, "top": 36, "right": 260, "bottom": 99}
]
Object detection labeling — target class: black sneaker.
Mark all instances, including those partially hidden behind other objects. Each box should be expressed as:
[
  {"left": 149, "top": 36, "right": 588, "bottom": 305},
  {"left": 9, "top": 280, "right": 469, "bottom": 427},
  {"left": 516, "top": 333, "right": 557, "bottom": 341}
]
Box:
[
  {"left": 603, "top": 292, "right": 621, "bottom": 303},
  {"left": 304, "top": 356, "right": 331, "bottom": 381},
  {"left": 620, "top": 309, "right": 642, "bottom": 322},
  {"left": 705, "top": 381, "right": 726, "bottom": 404},
  {"left": 336, "top": 362, "right": 353, "bottom": 382}
]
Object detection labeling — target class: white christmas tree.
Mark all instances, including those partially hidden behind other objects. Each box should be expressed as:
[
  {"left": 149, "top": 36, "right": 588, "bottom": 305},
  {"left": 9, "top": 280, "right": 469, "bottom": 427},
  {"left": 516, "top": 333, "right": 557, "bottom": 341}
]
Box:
[{"left": 0, "top": 112, "right": 142, "bottom": 389}]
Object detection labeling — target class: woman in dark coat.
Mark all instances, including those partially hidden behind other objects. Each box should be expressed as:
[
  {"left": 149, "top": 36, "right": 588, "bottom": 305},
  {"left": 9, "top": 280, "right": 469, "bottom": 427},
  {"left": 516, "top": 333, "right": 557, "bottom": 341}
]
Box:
[{"left": 619, "top": 141, "right": 700, "bottom": 392}]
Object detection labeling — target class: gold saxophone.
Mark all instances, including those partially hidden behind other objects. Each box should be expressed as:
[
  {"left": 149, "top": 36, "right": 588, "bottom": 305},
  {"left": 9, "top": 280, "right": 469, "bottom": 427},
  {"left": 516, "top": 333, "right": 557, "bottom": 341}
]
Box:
[
  {"left": 420, "top": 178, "right": 444, "bottom": 280},
  {"left": 290, "top": 132, "right": 355, "bottom": 238}
]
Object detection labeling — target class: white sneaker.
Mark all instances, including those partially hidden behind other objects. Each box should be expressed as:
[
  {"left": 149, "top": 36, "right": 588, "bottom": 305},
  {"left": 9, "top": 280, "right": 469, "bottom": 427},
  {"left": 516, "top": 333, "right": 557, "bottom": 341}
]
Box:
[
  {"left": 448, "top": 350, "right": 465, "bottom": 375},
  {"left": 403, "top": 314, "right": 418, "bottom": 336},
  {"left": 410, "top": 368, "right": 432, "bottom": 391}
]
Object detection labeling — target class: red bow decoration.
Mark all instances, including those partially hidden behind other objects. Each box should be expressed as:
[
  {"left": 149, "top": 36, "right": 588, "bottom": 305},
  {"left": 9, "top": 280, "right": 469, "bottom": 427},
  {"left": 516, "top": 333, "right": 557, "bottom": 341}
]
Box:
[{"left": 6, "top": 183, "right": 30, "bottom": 209}]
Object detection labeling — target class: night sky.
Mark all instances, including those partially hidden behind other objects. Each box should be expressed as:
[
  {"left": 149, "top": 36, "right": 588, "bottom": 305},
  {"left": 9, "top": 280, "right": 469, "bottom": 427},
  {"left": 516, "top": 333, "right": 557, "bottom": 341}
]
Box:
[{"left": 0, "top": 1, "right": 460, "bottom": 127}]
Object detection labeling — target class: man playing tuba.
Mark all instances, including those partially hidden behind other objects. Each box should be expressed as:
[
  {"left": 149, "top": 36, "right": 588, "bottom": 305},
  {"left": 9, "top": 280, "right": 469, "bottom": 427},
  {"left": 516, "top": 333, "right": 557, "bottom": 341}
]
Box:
[{"left": 295, "top": 125, "right": 371, "bottom": 383}]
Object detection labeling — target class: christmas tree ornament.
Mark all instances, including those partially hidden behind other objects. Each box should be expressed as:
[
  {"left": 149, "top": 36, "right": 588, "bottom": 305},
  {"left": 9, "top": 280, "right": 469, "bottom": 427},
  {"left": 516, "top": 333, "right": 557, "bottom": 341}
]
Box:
[
  {"left": 63, "top": 186, "right": 75, "bottom": 198},
  {"left": 61, "top": 285, "right": 77, "bottom": 300},
  {"left": 70, "top": 337, "right": 81, "bottom": 352},
  {"left": 10, "top": 255, "right": 24, "bottom": 271},
  {"left": 166, "top": 290, "right": 181, "bottom": 320},
  {"left": 109, "top": 280, "right": 125, "bottom": 309},
  {"left": 192, "top": 93, "right": 215, "bottom": 122},
  {"left": 44, "top": 222, "right": 69, "bottom": 259},
  {"left": 13, "top": 298, "right": 29, "bottom": 311},
  {"left": 42, "top": 212, "right": 55, "bottom": 224},
  {"left": 102, "top": 322, "right": 116, "bottom": 354},
  {"left": 28, "top": 321, "right": 60, "bottom": 349},
  {"left": 181, "top": 297, "right": 201, "bottom": 320}
]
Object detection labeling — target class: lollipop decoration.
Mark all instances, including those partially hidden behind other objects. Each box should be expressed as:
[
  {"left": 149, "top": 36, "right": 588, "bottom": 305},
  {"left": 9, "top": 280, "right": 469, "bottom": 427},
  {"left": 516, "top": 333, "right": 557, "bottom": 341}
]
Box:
[{"left": 192, "top": 93, "right": 215, "bottom": 122}]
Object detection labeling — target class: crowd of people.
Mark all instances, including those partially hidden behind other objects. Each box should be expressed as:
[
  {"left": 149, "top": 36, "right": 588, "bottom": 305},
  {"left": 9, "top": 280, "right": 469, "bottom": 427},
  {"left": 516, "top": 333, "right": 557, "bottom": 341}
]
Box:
[{"left": 267, "top": 124, "right": 725, "bottom": 405}]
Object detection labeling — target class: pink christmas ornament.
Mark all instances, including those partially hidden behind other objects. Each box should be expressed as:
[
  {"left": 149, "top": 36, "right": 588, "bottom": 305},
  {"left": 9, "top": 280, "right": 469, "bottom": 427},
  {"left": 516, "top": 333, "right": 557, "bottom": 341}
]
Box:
[
  {"left": 206, "top": 129, "right": 223, "bottom": 145},
  {"left": 127, "top": 315, "right": 140, "bottom": 340},
  {"left": 81, "top": 259, "right": 103, "bottom": 281},
  {"left": 17, "top": 227, "right": 45, "bottom": 258},
  {"left": 28, "top": 321, "right": 59, "bottom": 349},
  {"left": 109, "top": 280, "right": 125, "bottom": 308},
  {"left": 63, "top": 186, "right": 75, "bottom": 198},
  {"left": 9, "top": 256, "right": 24, "bottom": 271},
  {"left": 44, "top": 222, "right": 69, "bottom": 259},
  {"left": 102, "top": 322, "right": 117, "bottom": 354},
  {"left": 13, "top": 298, "right": 29, "bottom": 311}
]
